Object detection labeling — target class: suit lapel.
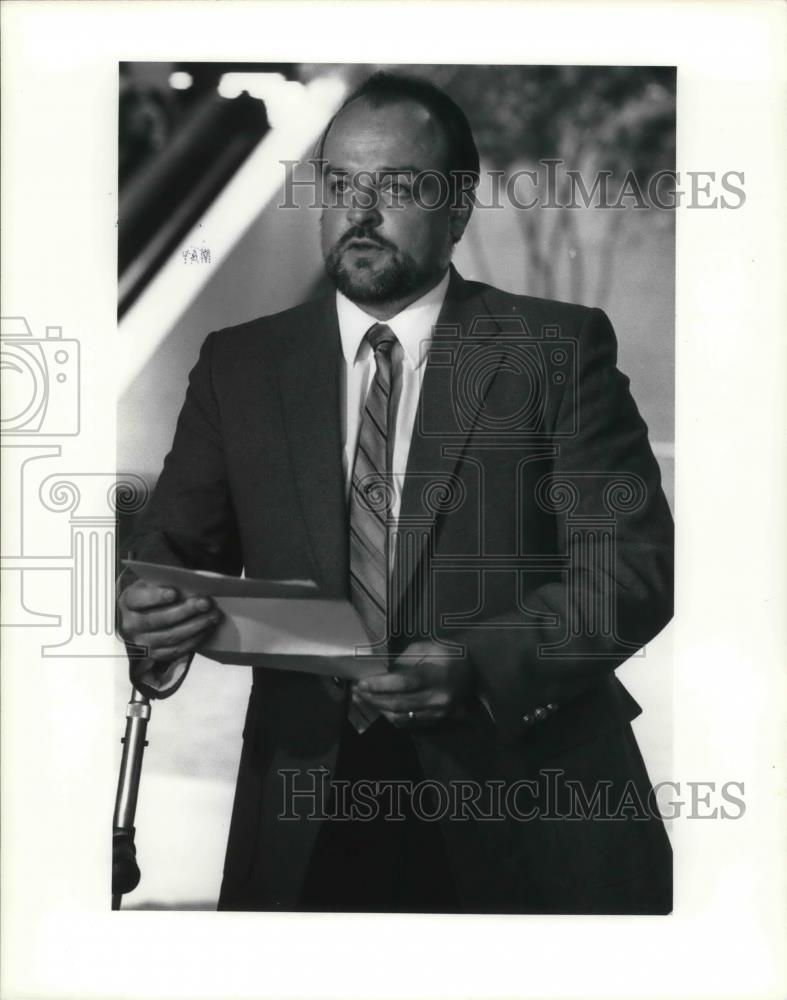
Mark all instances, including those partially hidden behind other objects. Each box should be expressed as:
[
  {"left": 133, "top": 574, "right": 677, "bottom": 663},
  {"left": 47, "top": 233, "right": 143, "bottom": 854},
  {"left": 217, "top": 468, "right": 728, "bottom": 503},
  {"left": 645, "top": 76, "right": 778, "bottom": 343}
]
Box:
[
  {"left": 274, "top": 273, "right": 506, "bottom": 617},
  {"left": 392, "top": 268, "right": 504, "bottom": 614},
  {"left": 275, "top": 296, "right": 348, "bottom": 592}
]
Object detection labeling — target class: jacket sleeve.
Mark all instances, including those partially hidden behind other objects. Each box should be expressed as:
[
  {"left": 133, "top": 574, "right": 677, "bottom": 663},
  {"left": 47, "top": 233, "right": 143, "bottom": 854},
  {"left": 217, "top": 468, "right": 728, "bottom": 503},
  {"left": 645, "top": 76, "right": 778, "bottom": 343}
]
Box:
[
  {"left": 119, "top": 330, "right": 243, "bottom": 699},
  {"left": 456, "top": 307, "right": 673, "bottom": 742}
]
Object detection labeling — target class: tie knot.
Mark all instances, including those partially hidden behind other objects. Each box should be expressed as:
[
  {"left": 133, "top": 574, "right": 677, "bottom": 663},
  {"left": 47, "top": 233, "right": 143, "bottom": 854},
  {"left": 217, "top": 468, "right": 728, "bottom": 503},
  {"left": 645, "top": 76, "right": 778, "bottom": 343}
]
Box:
[{"left": 366, "top": 323, "right": 397, "bottom": 356}]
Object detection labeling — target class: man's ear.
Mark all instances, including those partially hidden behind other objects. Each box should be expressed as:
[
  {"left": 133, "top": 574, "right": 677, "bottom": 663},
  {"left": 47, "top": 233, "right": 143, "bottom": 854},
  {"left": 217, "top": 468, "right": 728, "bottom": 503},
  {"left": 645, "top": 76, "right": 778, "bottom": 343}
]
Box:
[{"left": 449, "top": 199, "right": 474, "bottom": 244}]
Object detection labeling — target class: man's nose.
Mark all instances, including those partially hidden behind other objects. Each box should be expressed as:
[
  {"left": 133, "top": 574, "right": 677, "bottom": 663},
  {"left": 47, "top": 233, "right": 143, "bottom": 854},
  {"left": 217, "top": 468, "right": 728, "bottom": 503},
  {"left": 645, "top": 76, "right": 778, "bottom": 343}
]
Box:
[{"left": 346, "top": 190, "right": 381, "bottom": 227}]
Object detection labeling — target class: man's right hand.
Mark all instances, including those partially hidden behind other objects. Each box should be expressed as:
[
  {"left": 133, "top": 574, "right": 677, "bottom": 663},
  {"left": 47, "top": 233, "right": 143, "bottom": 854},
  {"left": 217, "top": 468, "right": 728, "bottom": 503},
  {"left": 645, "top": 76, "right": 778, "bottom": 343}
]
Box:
[{"left": 117, "top": 582, "right": 222, "bottom": 662}]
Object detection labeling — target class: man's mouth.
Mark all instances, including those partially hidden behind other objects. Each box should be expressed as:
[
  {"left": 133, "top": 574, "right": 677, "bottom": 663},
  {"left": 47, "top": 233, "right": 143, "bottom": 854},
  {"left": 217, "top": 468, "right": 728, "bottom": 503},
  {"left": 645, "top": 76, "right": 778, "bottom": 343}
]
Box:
[
  {"left": 343, "top": 237, "right": 386, "bottom": 252},
  {"left": 342, "top": 236, "right": 385, "bottom": 250}
]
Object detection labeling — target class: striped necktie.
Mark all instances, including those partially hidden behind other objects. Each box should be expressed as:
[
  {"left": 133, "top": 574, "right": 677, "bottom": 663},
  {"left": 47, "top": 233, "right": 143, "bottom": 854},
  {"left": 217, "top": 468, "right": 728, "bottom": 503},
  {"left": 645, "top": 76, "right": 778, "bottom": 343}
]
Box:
[{"left": 347, "top": 323, "right": 397, "bottom": 733}]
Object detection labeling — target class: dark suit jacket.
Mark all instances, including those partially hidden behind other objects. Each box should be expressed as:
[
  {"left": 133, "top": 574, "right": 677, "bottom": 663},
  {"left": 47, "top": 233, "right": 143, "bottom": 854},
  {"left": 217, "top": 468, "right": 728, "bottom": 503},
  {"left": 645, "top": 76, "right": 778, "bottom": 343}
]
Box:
[{"left": 124, "top": 267, "right": 674, "bottom": 913}]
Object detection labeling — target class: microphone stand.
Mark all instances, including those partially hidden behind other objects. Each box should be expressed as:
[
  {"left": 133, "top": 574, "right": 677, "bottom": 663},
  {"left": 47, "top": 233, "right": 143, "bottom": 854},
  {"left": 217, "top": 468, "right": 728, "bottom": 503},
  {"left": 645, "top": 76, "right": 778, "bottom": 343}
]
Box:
[{"left": 112, "top": 687, "right": 151, "bottom": 910}]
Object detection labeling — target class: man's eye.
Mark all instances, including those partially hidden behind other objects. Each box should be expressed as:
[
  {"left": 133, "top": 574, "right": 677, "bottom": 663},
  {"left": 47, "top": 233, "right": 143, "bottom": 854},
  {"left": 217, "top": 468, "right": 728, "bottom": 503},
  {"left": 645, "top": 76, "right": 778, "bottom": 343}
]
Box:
[
  {"left": 382, "top": 182, "right": 411, "bottom": 200},
  {"left": 329, "top": 177, "right": 349, "bottom": 193}
]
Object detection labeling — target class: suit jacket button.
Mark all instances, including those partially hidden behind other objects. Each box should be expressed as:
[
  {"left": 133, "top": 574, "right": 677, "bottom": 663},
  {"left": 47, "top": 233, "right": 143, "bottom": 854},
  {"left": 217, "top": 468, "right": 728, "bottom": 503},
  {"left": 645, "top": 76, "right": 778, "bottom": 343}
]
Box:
[
  {"left": 522, "top": 714, "right": 533, "bottom": 726},
  {"left": 546, "top": 702, "right": 558, "bottom": 712},
  {"left": 333, "top": 676, "right": 344, "bottom": 687},
  {"left": 534, "top": 706, "right": 547, "bottom": 721}
]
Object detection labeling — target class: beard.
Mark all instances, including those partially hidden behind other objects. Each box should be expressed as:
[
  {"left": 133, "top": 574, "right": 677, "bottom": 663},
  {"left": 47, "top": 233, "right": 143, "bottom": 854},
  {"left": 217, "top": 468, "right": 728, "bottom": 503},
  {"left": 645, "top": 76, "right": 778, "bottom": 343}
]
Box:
[{"left": 321, "top": 223, "right": 450, "bottom": 305}]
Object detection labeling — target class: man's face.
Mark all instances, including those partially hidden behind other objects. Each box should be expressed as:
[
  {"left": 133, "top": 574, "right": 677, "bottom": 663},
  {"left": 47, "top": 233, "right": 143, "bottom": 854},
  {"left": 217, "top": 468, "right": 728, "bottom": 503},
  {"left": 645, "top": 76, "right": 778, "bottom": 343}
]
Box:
[{"left": 319, "top": 98, "right": 466, "bottom": 307}]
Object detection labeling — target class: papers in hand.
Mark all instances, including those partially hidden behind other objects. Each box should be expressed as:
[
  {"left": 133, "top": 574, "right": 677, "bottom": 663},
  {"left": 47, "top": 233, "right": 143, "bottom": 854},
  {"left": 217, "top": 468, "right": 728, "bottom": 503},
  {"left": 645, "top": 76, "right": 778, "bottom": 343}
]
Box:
[{"left": 123, "top": 560, "right": 386, "bottom": 680}]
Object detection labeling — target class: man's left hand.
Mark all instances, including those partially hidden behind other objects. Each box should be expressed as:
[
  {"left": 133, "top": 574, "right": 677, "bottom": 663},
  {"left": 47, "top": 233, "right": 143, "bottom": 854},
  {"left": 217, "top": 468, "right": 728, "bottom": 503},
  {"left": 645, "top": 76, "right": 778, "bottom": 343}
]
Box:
[{"left": 351, "top": 640, "right": 476, "bottom": 727}]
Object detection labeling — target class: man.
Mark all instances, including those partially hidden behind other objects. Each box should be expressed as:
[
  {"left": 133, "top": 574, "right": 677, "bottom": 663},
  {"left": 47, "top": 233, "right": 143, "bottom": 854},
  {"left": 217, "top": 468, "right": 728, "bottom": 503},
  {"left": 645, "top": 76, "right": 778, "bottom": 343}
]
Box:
[{"left": 118, "top": 72, "right": 674, "bottom": 914}]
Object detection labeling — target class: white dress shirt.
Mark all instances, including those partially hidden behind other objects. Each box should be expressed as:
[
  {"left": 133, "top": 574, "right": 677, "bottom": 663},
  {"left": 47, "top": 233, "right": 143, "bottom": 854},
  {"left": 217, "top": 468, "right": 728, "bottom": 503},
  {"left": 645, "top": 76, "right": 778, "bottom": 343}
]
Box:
[{"left": 336, "top": 269, "right": 450, "bottom": 528}]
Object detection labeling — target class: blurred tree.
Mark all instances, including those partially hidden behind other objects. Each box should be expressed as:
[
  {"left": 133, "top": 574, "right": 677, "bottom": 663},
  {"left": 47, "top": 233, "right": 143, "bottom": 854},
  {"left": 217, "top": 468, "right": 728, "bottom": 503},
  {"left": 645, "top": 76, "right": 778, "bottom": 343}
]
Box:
[
  {"left": 414, "top": 64, "right": 676, "bottom": 304},
  {"left": 119, "top": 65, "right": 177, "bottom": 186}
]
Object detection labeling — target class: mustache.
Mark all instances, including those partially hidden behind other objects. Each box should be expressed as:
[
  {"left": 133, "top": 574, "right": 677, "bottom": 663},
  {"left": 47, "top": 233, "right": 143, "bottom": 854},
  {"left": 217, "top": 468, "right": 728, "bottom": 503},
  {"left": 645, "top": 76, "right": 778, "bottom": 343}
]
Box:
[{"left": 336, "top": 228, "right": 395, "bottom": 252}]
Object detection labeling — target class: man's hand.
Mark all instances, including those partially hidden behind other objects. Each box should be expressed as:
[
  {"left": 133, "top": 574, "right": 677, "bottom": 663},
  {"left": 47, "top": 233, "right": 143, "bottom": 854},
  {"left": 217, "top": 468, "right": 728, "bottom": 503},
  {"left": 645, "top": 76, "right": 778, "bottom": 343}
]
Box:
[
  {"left": 351, "top": 640, "right": 476, "bottom": 728},
  {"left": 117, "top": 581, "right": 222, "bottom": 662}
]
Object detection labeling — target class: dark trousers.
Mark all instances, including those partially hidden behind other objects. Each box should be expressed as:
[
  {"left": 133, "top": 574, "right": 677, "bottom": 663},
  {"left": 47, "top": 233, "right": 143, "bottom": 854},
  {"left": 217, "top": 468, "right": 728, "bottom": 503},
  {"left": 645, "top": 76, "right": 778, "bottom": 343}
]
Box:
[{"left": 298, "top": 717, "right": 460, "bottom": 912}]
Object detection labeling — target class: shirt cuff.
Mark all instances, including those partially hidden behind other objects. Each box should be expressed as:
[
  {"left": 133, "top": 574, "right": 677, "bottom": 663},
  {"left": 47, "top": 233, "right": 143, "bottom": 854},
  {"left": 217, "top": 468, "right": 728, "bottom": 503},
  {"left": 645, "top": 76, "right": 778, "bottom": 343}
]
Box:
[{"left": 130, "top": 654, "right": 191, "bottom": 699}]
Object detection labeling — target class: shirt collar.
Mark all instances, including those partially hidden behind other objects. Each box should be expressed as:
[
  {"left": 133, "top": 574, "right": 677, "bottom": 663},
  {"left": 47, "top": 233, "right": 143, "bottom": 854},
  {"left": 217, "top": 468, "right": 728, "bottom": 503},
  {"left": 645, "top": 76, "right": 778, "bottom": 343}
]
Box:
[{"left": 336, "top": 268, "right": 450, "bottom": 369}]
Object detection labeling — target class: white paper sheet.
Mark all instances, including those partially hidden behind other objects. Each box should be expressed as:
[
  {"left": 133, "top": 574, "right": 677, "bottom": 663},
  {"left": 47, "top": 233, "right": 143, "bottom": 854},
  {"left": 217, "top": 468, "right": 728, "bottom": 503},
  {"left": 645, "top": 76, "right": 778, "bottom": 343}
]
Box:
[
  {"left": 123, "top": 559, "right": 319, "bottom": 598},
  {"left": 122, "top": 560, "right": 387, "bottom": 680}
]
